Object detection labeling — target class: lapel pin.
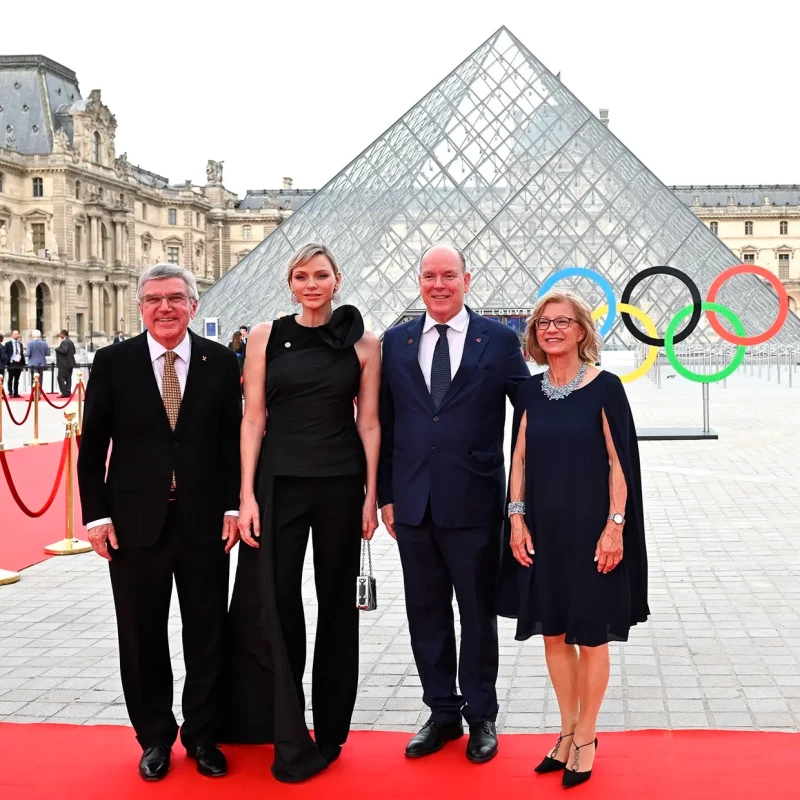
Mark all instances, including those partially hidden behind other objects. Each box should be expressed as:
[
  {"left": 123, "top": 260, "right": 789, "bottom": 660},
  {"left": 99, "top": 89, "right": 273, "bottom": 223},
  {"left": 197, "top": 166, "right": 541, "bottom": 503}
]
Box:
[
  {"left": 408, "top": 338, "right": 414, "bottom": 344},
  {"left": 202, "top": 355, "right": 207, "bottom": 361},
  {"left": 476, "top": 338, "right": 482, "bottom": 343}
]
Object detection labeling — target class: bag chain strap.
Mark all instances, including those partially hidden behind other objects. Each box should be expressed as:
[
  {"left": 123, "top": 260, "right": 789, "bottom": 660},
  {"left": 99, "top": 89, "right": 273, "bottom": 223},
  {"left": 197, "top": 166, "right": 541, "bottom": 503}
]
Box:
[{"left": 361, "top": 539, "right": 373, "bottom": 576}]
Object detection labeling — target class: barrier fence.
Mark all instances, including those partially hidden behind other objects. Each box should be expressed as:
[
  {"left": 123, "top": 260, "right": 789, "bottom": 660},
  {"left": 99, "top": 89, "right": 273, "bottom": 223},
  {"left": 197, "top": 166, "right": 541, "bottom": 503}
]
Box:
[{"left": 0, "top": 410, "right": 90, "bottom": 587}]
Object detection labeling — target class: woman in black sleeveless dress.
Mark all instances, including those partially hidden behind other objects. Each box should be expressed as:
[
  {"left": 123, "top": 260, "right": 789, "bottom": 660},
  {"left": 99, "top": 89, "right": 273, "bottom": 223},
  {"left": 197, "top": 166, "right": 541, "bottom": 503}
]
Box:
[{"left": 220, "top": 243, "right": 381, "bottom": 782}]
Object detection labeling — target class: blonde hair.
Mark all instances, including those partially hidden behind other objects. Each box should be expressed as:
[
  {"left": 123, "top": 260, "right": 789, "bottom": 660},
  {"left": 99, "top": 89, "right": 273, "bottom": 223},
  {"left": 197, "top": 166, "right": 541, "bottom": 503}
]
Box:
[
  {"left": 286, "top": 242, "right": 341, "bottom": 286},
  {"left": 525, "top": 290, "right": 601, "bottom": 366}
]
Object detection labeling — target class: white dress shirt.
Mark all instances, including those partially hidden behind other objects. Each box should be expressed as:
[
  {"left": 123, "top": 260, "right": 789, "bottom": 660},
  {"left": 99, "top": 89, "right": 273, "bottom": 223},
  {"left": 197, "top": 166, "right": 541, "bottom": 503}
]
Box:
[
  {"left": 418, "top": 305, "right": 470, "bottom": 390},
  {"left": 87, "top": 332, "right": 238, "bottom": 529}
]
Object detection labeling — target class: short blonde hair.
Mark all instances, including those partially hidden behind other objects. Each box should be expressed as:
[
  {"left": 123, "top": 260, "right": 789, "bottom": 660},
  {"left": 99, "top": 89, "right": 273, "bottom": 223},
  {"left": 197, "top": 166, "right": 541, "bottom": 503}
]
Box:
[
  {"left": 525, "top": 290, "right": 601, "bottom": 366},
  {"left": 286, "top": 242, "right": 341, "bottom": 286}
]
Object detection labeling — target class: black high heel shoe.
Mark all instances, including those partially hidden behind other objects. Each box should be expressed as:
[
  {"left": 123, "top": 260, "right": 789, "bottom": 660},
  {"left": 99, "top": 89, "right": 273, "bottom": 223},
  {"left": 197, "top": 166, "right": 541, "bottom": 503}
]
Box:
[
  {"left": 534, "top": 732, "right": 573, "bottom": 773},
  {"left": 562, "top": 737, "right": 598, "bottom": 789}
]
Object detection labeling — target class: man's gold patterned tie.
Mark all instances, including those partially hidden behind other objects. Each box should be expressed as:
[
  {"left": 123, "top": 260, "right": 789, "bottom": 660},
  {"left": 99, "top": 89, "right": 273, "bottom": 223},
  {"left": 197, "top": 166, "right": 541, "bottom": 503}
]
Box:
[{"left": 162, "top": 351, "right": 181, "bottom": 488}]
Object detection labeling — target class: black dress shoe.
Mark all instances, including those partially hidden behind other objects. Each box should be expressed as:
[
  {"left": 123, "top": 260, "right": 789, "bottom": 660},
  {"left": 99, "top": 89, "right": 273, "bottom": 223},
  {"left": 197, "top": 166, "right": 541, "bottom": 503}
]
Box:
[
  {"left": 187, "top": 744, "right": 227, "bottom": 777},
  {"left": 138, "top": 745, "right": 171, "bottom": 781},
  {"left": 466, "top": 721, "right": 498, "bottom": 763},
  {"left": 562, "top": 738, "right": 598, "bottom": 789},
  {"left": 405, "top": 719, "right": 464, "bottom": 758}
]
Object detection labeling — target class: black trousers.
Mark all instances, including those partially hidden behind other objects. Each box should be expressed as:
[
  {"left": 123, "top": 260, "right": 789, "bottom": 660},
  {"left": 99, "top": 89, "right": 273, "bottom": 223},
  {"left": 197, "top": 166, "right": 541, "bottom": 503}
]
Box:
[
  {"left": 273, "top": 474, "right": 363, "bottom": 748},
  {"left": 6, "top": 366, "right": 22, "bottom": 396},
  {"left": 57, "top": 367, "right": 73, "bottom": 396},
  {"left": 108, "top": 502, "right": 229, "bottom": 751},
  {"left": 395, "top": 507, "right": 501, "bottom": 726}
]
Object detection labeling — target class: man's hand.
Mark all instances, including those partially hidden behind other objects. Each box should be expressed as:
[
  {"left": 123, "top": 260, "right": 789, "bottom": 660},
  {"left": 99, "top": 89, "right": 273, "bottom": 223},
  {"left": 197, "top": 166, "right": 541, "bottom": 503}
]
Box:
[
  {"left": 88, "top": 523, "right": 118, "bottom": 561},
  {"left": 238, "top": 496, "right": 261, "bottom": 548},
  {"left": 222, "top": 514, "right": 240, "bottom": 553},
  {"left": 380, "top": 503, "right": 396, "bottom": 539}
]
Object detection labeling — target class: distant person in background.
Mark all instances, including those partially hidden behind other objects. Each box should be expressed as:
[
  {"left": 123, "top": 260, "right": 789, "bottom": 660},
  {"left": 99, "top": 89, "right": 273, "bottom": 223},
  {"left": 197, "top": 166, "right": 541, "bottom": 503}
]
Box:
[
  {"left": 4, "top": 330, "right": 25, "bottom": 397},
  {"left": 228, "top": 331, "right": 245, "bottom": 383},
  {"left": 26, "top": 330, "right": 49, "bottom": 385},
  {"left": 55, "top": 329, "right": 76, "bottom": 397},
  {"left": 113, "top": 331, "right": 126, "bottom": 344},
  {"left": 238, "top": 326, "right": 249, "bottom": 361},
  {"left": 0, "top": 334, "right": 8, "bottom": 391}
]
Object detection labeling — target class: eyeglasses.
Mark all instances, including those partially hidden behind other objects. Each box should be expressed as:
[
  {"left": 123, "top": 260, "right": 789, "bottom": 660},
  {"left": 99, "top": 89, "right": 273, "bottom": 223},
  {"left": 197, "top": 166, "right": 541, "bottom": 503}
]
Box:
[
  {"left": 142, "top": 293, "right": 191, "bottom": 307},
  {"left": 533, "top": 317, "right": 576, "bottom": 331}
]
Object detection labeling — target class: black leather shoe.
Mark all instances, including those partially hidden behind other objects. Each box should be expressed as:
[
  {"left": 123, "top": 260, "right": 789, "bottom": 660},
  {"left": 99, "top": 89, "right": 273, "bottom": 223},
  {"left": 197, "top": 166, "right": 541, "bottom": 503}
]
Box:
[
  {"left": 319, "top": 743, "right": 342, "bottom": 764},
  {"left": 405, "top": 719, "right": 463, "bottom": 758},
  {"left": 138, "top": 745, "right": 171, "bottom": 781},
  {"left": 187, "top": 744, "right": 227, "bottom": 778},
  {"left": 466, "top": 721, "right": 498, "bottom": 763}
]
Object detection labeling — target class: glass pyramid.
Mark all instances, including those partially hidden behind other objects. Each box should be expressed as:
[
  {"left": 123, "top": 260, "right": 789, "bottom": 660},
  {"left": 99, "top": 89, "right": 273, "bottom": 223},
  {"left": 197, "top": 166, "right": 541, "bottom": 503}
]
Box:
[{"left": 193, "top": 27, "right": 800, "bottom": 348}]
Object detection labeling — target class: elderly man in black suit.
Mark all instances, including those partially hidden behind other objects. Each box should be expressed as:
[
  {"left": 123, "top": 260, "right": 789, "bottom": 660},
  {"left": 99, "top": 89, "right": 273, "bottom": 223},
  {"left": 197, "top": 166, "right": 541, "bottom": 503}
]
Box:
[
  {"left": 55, "top": 329, "right": 76, "bottom": 397},
  {"left": 4, "top": 330, "right": 25, "bottom": 397},
  {"left": 77, "top": 264, "right": 242, "bottom": 782}
]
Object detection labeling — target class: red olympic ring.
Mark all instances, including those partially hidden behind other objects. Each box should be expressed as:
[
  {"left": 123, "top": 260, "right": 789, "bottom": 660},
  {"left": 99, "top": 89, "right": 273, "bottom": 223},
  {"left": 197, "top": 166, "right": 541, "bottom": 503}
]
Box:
[{"left": 706, "top": 264, "right": 789, "bottom": 346}]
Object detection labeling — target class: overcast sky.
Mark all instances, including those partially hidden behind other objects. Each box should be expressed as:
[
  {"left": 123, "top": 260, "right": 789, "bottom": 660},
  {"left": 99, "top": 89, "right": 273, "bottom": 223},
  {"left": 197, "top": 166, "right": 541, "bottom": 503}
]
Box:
[{"left": 6, "top": 0, "right": 797, "bottom": 196}]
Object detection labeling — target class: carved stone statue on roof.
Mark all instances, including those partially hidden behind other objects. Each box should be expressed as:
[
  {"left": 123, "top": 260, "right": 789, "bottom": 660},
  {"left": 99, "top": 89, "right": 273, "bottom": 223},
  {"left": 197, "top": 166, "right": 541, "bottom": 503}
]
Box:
[{"left": 206, "top": 160, "right": 224, "bottom": 185}]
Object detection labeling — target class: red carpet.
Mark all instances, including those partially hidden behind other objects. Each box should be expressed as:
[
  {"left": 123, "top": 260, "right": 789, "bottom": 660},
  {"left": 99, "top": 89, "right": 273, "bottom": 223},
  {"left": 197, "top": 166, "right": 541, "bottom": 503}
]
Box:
[
  {"left": 0, "top": 723, "right": 795, "bottom": 799},
  {"left": 0, "top": 441, "right": 87, "bottom": 571}
]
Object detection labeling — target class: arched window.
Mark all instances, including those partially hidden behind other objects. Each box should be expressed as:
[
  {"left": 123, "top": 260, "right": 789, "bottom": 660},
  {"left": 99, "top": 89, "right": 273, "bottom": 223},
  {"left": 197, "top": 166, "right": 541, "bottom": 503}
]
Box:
[
  {"left": 709, "top": 221, "right": 718, "bottom": 235},
  {"left": 92, "top": 131, "right": 102, "bottom": 164},
  {"left": 75, "top": 180, "right": 81, "bottom": 199},
  {"left": 745, "top": 220, "right": 753, "bottom": 235},
  {"left": 780, "top": 220, "right": 788, "bottom": 235},
  {"left": 243, "top": 224, "right": 252, "bottom": 240},
  {"left": 168, "top": 208, "right": 177, "bottom": 225}
]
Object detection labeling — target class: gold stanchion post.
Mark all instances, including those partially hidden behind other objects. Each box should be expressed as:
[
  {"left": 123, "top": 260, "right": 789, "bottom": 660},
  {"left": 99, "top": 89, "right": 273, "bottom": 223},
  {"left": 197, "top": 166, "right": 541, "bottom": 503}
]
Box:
[
  {"left": 24, "top": 373, "right": 41, "bottom": 447},
  {"left": 0, "top": 376, "right": 20, "bottom": 584},
  {"left": 44, "top": 412, "right": 92, "bottom": 555},
  {"left": 76, "top": 370, "right": 84, "bottom": 435}
]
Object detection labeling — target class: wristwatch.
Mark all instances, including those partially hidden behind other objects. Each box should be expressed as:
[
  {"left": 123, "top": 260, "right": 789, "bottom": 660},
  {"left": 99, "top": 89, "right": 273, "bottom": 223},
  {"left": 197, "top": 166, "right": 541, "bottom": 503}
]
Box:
[{"left": 608, "top": 513, "right": 625, "bottom": 524}]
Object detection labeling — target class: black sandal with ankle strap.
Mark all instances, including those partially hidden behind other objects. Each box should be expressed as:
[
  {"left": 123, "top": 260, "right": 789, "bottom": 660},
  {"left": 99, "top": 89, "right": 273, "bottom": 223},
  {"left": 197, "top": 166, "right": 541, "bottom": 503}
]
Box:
[
  {"left": 534, "top": 732, "right": 573, "bottom": 774},
  {"left": 562, "top": 737, "right": 598, "bottom": 788}
]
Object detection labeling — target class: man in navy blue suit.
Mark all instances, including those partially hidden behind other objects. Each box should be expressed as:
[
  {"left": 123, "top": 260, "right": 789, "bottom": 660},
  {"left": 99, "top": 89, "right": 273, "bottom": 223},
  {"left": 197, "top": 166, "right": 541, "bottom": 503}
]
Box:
[{"left": 378, "top": 244, "right": 529, "bottom": 764}]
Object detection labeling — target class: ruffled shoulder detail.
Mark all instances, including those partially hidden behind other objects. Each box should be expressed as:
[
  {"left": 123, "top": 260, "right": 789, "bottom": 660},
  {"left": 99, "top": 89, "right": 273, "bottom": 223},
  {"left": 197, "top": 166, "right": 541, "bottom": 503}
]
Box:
[{"left": 317, "top": 304, "right": 364, "bottom": 350}]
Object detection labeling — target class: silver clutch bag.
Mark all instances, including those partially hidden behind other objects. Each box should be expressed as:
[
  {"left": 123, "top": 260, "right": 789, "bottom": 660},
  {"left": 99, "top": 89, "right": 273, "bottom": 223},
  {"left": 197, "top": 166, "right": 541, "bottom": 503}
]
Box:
[{"left": 356, "top": 539, "right": 377, "bottom": 611}]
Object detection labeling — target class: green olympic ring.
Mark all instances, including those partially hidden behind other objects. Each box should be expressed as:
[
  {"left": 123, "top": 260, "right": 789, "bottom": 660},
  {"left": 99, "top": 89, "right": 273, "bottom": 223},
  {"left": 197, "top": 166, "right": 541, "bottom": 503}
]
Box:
[{"left": 664, "top": 302, "right": 746, "bottom": 383}]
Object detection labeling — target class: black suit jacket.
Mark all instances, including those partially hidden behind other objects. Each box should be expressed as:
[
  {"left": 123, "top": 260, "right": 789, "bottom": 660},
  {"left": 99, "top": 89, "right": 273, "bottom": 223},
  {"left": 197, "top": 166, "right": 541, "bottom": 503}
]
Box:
[
  {"left": 4, "top": 340, "right": 25, "bottom": 368},
  {"left": 77, "top": 331, "right": 242, "bottom": 548},
  {"left": 55, "top": 338, "right": 76, "bottom": 369},
  {"left": 0, "top": 343, "right": 7, "bottom": 371}
]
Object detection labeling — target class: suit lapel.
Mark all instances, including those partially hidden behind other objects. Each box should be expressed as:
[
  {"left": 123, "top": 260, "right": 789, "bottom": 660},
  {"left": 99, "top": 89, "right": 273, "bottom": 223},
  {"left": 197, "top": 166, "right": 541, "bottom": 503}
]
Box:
[
  {"left": 134, "top": 333, "right": 172, "bottom": 435},
  {"left": 401, "top": 315, "right": 435, "bottom": 412},
  {"left": 437, "top": 309, "right": 490, "bottom": 412}
]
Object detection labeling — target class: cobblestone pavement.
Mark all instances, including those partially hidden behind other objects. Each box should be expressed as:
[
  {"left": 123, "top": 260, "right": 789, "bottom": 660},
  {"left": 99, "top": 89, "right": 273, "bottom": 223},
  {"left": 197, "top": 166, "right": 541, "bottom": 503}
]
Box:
[{"left": 1, "top": 363, "right": 799, "bottom": 735}]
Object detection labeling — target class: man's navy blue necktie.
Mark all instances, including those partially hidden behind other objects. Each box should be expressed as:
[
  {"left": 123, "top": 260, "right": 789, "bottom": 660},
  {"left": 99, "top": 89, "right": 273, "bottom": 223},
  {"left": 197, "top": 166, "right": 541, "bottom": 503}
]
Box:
[{"left": 430, "top": 324, "right": 451, "bottom": 409}]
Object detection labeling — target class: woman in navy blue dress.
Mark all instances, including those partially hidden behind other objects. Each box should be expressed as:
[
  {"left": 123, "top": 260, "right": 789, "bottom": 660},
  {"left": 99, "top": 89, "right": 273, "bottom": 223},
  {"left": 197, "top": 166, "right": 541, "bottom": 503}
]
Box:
[{"left": 497, "top": 291, "right": 648, "bottom": 789}]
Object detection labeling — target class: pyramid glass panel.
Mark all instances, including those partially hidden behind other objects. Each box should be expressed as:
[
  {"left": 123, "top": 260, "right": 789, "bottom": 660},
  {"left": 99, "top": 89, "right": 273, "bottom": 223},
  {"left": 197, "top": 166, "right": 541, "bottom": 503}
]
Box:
[{"left": 194, "top": 27, "right": 800, "bottom": 348}]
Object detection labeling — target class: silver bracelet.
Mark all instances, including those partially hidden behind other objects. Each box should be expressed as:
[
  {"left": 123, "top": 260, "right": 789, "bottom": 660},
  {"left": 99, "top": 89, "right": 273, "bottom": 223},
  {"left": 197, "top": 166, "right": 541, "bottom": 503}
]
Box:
[{"left": 508, "top": 501, "right": 525, "bottom": 516}]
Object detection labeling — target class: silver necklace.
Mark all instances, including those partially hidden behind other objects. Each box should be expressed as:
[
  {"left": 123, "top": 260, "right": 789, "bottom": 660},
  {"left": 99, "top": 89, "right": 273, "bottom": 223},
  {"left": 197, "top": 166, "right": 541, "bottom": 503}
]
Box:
[{"left": 541, "top": 362, "right": 587, "bottom": 401}]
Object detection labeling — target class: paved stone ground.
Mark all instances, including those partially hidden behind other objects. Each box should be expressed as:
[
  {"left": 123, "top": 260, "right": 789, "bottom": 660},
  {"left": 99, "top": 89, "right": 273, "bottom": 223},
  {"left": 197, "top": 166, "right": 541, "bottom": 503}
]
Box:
[{"left": 1, "top": 359, "right": 799, "bottom": 735}]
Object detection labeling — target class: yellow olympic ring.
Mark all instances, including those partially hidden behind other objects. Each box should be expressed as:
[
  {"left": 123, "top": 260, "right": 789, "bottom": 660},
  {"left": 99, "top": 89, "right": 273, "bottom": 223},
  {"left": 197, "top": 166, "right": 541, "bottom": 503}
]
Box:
[{"left": 592, "top": 303, "right": 658, "bottom": 384}]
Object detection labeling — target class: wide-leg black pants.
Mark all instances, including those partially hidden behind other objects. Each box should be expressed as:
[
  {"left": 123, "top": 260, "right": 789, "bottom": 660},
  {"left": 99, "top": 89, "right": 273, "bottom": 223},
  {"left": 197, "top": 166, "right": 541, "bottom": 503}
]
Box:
[
  {"left": 272, "top": 474, "right": 363, "bottom": 749},
  {"left": 108, "top": 503, "right": 229, "bottom": 751}
]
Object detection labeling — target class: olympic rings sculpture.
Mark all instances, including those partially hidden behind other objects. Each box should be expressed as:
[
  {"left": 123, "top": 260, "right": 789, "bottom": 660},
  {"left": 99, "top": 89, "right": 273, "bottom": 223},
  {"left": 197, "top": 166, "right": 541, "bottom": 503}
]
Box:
[{"left": 536, "top": 264, "right": 790, "bottom": 384}]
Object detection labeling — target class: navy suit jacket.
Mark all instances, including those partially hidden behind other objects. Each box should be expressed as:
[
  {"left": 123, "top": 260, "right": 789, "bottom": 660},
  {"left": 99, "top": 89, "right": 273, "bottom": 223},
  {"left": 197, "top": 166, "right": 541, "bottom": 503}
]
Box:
[{"left": 378, "top": 308, "right": 530, "bottom": 529}]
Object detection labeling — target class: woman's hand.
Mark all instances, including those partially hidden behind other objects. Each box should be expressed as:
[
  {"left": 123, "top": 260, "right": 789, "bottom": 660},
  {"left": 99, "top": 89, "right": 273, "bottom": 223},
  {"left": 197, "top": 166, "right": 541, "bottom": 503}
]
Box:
[
  {"left": 238, "top": 495, "right": 261, "bottom": 548},
  {"left": 595, "top": 523, "right": 623, "bottom": 573},
  {"left": 362, "top": 496, "right": 379, "bottom": 541},
  {"left": 510, "top": 516, "right": 534, "bottom": 567}
]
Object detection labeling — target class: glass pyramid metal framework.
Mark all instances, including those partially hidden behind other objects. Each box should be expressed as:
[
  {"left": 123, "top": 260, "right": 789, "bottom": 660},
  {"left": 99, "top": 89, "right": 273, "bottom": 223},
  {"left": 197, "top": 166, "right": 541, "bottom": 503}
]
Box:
[{"left": 194, "top": 27, "right": 800, "bottom": 348}]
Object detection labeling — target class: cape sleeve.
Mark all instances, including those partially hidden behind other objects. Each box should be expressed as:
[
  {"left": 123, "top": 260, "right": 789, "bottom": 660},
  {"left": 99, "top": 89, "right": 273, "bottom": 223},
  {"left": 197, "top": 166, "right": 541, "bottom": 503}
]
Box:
[
  {"left": 602, "top": 373, "right": 650, "bottom": 624},
  {"left": 496, "top": 377, "right": 532, "bottom": 619}
]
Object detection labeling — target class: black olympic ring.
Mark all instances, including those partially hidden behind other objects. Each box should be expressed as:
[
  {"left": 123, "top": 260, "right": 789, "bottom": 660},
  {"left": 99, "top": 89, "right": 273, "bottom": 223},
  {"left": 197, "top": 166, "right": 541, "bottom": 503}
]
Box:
[{"left": 620, "top": 266, "right": 703, "bottom": 347}]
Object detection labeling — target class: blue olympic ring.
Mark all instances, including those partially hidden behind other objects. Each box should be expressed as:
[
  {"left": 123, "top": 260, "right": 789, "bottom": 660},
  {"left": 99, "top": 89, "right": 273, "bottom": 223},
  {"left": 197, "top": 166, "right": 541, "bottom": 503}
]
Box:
[{"left": 537, "top": 267, "right": 617, "bottom": 337}]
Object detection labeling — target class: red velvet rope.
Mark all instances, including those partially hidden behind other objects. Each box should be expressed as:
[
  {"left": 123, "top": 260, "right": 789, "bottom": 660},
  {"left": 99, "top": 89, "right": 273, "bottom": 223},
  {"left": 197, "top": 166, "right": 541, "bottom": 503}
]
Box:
[
  {"left": 0, "top": 436, "right": 70, "bottom": 517},
  {"left": 39, "top": 385, "right": 78, "bottom": 410},
  {"left": 2, "top": 390, "right": 35, "bottom": 426}
]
